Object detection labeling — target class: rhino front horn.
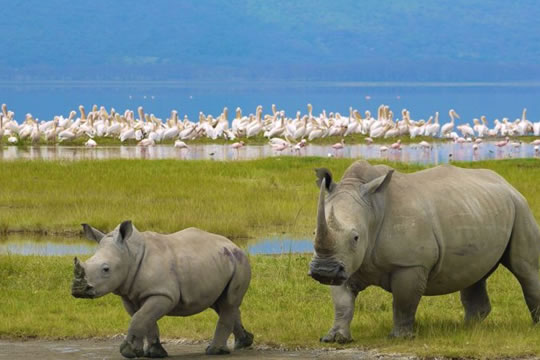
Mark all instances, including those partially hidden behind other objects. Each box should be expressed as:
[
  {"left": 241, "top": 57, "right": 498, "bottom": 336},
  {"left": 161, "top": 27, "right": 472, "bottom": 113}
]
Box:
[
  {"left": 72, "top": 257, "right": 95, "bottom": 298},
  {"left": 315, "top": 178, "right": 334, "bottom": 252},
  {"left": 73, "top": 257, "right": 85, "bottom": 278}
]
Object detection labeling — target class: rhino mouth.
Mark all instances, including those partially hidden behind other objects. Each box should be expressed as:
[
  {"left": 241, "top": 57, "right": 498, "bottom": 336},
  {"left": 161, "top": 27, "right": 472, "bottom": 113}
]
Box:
[
  {"left": 71, "top": 279, "right": 96, "bottom": 299},
  {"left": 308, "top": 257, "right": 348, "bottom": 286},
  {"left": 72, "top": 257, "right": 96, "bottom": 299}
]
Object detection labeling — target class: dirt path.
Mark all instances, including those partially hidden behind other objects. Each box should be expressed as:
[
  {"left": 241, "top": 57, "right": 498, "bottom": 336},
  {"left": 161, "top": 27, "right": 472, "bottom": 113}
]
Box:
[{"left": 0, "top": 338, "right": 416, "bottom": 360}]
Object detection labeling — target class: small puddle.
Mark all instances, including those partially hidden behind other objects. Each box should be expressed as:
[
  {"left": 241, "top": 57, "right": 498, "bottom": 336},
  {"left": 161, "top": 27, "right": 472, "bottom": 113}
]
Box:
[{"left": 0, "top": 234, "right": 313, "bottom": 256}]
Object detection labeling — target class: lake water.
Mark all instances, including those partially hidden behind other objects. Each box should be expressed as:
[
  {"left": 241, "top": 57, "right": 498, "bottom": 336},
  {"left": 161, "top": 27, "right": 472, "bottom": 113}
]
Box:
[
  {"left": 1, "top": 82, "right": 539, "bottom": 126},
  {"left": 0, "top": 234, "right": 314, "bottom": 256},
  {"left": 1, "top": 142, "right": 538, "bottom": 165}
]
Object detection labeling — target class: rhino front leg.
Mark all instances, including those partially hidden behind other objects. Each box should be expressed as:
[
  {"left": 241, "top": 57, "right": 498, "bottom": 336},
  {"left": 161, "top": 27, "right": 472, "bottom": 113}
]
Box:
[
  {"left": 321, "top": 284, "right": 357, "bottom": 344},
  {"left": 389, "top": 267, "right": 427, "bottom": 338},
  {"left": 120, "top": 296, "right": 173, "bottom": 359},
  {"left": 144, "top": 323, "right": 168, "bottom": 358}
]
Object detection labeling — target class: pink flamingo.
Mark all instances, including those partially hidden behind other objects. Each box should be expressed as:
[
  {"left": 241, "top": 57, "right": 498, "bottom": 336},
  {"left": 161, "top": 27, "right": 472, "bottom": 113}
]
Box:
[
  {"left": 495, "top": 137, "right": 510, "bottom": 148},
  {"left": 332, "top": 139, "right": 345, "bottom": 150},
  {"left": 231, "top": 141, "right": 245, "bottom": 149},
  {"left": 331, "top": 139, "right": 345, "bottom": 156},
  {"left": 272, "top": 142, "right": 289, "bottom": 153},
  {"left": 390, "top": 139, "right": 401, "bottom": 150}
]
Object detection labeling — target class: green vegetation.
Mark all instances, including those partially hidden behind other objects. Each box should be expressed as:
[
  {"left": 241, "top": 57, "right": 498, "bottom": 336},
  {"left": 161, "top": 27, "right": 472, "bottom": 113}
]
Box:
[
  {"left": 0, "top": 158, "right": 539, "bottom": 239},
  {"left": 1, "top": 158, "right": 540, "bottom": 356},
  {"left": 3, "top": 134, "right": 539, "bottom": 147},
  {"left": 1, "top": 253, "right": 540, "bottom": 358}
]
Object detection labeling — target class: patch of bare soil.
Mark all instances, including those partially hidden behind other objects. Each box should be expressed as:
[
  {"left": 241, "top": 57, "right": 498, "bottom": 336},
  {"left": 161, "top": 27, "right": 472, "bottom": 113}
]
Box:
[{"left": 0, "top": 338, "right": 418, "bottom": 360}]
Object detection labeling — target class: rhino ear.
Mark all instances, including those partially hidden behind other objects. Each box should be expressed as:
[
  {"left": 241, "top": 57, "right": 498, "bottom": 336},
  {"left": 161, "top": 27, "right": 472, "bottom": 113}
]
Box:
[
  {"left": 315, "top": 168, "right": 336, "bottom": 192},
  {"left": 81, "top": 224, "right": 105, "bottom": 243},
  {"left": 116, "top": 220, "right": 133, "bottom": 243},
  {"left": 361, "top": 170, "right": 394, "bottom": 196}
]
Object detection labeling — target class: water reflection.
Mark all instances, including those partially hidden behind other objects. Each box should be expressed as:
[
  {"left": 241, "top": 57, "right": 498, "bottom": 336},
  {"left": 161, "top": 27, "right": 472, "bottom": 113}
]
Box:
[
  {"left": 0, "top": 234, "right": 313, "bottom": 256},
  {"left": 1, "top": 142, "right": 538, "bottom": 164}
]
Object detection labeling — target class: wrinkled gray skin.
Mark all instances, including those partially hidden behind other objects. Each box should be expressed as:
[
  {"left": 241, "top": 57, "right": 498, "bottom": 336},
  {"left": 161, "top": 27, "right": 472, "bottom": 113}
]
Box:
[
  {"left": 72, "top": 221, "right": 253, "bottom": 358},
  {"left": 309, "top": 160, "right": 540, "bottom": 342}
]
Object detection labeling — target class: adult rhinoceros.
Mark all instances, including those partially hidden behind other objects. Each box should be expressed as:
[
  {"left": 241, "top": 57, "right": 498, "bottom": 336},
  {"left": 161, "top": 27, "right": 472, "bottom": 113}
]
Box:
[
  {"left": 309, "top": 160, "right": 540, "bottom": 342},
  {"left": 72, "top": 221, "right": 253, "bottom": 358}
]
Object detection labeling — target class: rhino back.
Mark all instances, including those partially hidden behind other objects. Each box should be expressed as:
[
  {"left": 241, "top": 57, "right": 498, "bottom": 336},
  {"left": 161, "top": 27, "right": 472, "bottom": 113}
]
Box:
[
  {"left": 132, "top": 228, "right": 249, "bottom": 316},
  {"left": 374, "top": 165, "right": 517, "bottom": 295}
]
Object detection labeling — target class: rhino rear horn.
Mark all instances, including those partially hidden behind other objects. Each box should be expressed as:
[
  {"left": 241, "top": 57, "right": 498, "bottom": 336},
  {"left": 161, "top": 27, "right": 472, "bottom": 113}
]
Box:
[
  {"left": 315, "top": 168, "right": 335, "bottom": 192},
  {"left": 82, "top": 224, "right": 105, "bottom": 243}
]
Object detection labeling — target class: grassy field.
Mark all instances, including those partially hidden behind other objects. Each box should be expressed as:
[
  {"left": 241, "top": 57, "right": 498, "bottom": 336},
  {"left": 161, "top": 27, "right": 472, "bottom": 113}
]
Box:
[
  {"left": 0, "top": 158, "right": 539, "bottom": 239},
  {"left": 1, "top": 253, "right": 540, "bottom": 358},
  {"left": 1, "top": 158, "right": 540, "bottom": 357}
]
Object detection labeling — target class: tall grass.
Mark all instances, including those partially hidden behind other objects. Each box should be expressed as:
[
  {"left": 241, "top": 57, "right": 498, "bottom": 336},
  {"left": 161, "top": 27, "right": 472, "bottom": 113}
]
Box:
[
  {"left": 1, "top": 254, "right": 540, "bottom": 358},
  {"left": 0, "top": 158, "right": 538, "bottom": 238}
]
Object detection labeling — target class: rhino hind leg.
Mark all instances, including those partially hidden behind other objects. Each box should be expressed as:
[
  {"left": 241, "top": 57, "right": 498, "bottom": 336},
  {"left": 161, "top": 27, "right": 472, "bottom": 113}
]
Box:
[
  {"left": 501, "top": 203, "right": 540, "bottom": 323},
  {"left": 321, "top": 285, "right": 357, "bottom": 344},
  {"left": 207, "top": 261, "right": 251, "bottom": 355},
  {"left": 389, "top": 267, "right": 428, "bottom": 338},
  {"left": 206, "top": 305, "right": 237, "bottom": 355},
  {"left": 460, "top": 279, "right": 492, "bottom": 323},
  {"left": 233, "top": 314, "right": 254, "bottom": 350}
]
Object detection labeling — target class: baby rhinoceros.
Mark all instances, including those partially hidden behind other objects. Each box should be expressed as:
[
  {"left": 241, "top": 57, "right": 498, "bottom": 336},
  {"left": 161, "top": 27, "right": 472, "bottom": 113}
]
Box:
[{"left": 71, "top": 221, "right": 253, "bottom": 358}]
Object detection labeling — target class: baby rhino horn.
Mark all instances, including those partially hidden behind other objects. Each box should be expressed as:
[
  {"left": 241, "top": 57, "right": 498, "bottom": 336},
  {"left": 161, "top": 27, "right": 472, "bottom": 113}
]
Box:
[{"left": 73, "top": 257, "right": 85, "bottom": 279}]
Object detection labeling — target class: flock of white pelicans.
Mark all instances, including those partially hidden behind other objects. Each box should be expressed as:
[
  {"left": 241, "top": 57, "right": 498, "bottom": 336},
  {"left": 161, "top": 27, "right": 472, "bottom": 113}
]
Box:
[{"left": 0, "top": 103, "right": 539, "bottom": 154}]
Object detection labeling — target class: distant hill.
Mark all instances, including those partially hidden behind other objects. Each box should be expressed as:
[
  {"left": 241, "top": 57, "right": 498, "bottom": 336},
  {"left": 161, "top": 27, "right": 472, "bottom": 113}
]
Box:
[{"left": 1, "top": 0, "right": 539, "bottom": 81}]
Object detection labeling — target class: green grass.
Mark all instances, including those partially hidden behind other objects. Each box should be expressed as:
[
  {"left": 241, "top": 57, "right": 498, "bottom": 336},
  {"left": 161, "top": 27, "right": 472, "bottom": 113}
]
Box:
[
  {"left": 0, "top": 158, "right": 539, "bottom": 239},
  {"left": 1, "top": 158, "right": 540, "bottom": 357},
  {"left": 1, "top": 253, "right": 540, "bottom": 358}
]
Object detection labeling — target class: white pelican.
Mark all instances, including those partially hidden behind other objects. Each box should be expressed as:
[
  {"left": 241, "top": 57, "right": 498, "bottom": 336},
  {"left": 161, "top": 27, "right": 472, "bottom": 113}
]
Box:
[
  {"left": 441, "top": 109, "right": 459, "bottom": 137},
  {"left": 425, "top": 112, "right": 439, "bottom": 137}
]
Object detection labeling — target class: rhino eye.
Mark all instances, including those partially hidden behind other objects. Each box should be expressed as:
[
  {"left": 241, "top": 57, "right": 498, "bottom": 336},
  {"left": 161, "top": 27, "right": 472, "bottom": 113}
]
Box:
[
  {"left": 353, "top": 235, "right": 359, "bottom": 242},
  {"left": 102, "top": 265, "right": 110, "bottom": 273}
]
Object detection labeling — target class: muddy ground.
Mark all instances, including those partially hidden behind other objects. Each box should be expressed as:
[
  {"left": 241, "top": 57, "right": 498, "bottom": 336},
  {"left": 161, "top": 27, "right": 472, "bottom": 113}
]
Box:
[{"left": 0, "top": 338, "right": 417, "bottom": 360}]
